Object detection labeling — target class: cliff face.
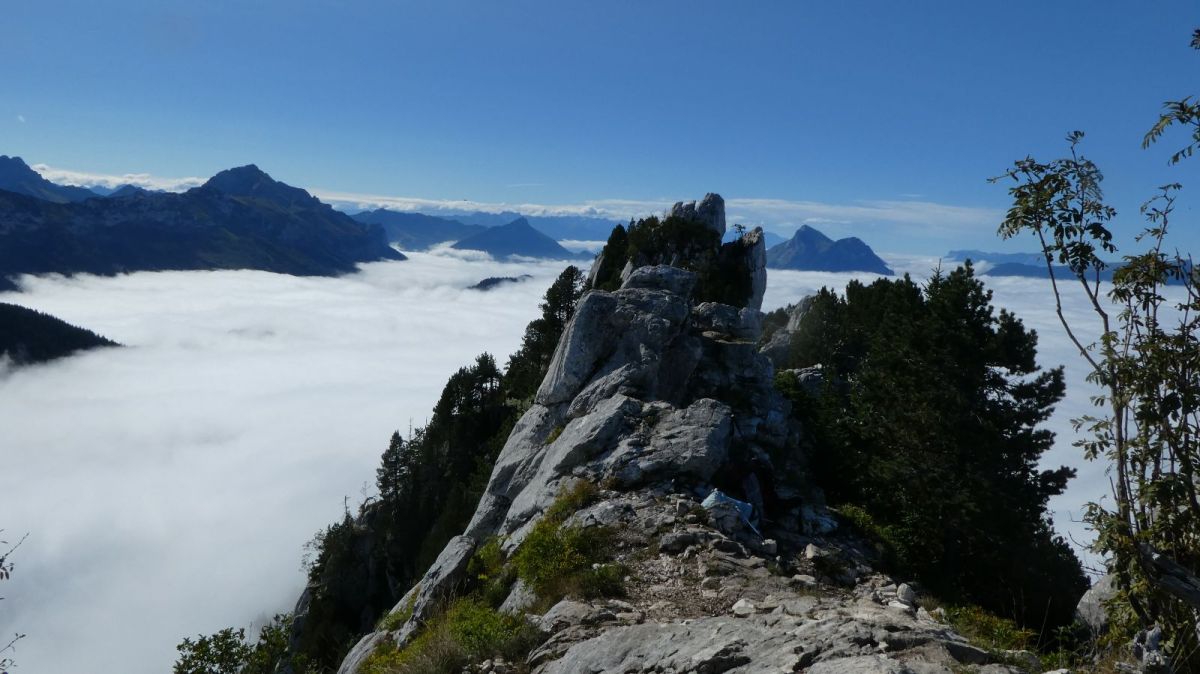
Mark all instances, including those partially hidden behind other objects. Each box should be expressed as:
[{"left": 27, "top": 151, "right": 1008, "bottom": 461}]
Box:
[{"left": 333, "top": 197, "right": 1036, "bottom": 674}]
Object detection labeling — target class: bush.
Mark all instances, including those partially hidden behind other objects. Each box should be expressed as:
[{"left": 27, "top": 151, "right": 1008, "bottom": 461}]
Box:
[
  {"left": 466, "top": 539, "right": 515, "bottom": 608},
  {"left": 173, "top": 615, "right": 293, "bottom": 674},
  {"left": 942, "top": 605, "right": 1036, "bottom": 653},
  {"left": 361, "top": 599, "right": 539, "bottom": 674},
  {"left": 512, "top": 520, "right": 617, "bottom": 601},
  {"left": 543, "top": 480, "right": 599, "bottom": 523},
  {"left": 507, "top": 481, "right": 624, "bottom": 603}
]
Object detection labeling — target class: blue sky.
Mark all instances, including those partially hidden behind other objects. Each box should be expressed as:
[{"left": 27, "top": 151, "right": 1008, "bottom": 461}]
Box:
[{"left": 4, "top": 1, "right": 1199, "bottom": 254}]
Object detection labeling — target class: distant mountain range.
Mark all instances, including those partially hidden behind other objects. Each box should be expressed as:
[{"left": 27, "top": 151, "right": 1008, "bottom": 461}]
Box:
[
  {"left": 766, "top": 225, "right": 893, "bottom": 275},
  {"left": 352, "top": 209, "right": 487, "bottom": 250},
  {"left": 352, "top": 208, "right": 589, "bottom": 260},
  {"left": 451, "top": 211, "right": 620, "bottom": 241},
  {"left": 0, "top": 302, "right": 118, "bottom": 367},
  {"left": 945, "top": 249, "right": 1047, "bottom": 267},
  {"left": 87, "top": 184, "right": 153, "bottom": 198},
  {"left": 452, "top": 217, "right": 587, "bottom": 260},
  {"left": 946, "top": 249, "right": 1193, "bottom": 285},
  {"left": 0, "top": 159, "right": 403, "bottom": 291}
]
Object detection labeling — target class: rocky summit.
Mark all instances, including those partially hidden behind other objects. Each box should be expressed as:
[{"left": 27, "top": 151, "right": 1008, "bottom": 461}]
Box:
[{"left": 327, "top": 195, "right": 1043, "bottom": 674}]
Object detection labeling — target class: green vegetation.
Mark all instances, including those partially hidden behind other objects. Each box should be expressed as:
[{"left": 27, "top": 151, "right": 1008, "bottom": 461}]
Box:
[
  {"left": 173, "top": 615, "right": 293, "bottom": 674},
  {"left": 0, "top": 302, "right": 117, "bottom": 366},
  {"left": 941, "top": 605, "right": 1036, "bottom": 653},
  {"left": 924, "top": 600, "right": 1129, "bottom": 673},
  {"left": 772, "top": 264, "right": 1087, "bottom": 635},
  {"left": 588, "top": 224, "right": 628, "bottom": 291},
  {"left": 361, "top": 599, "right": 539, "bottom": 674},
  {"left": 512, "top": 520, "right": 620, "bottom": 602},
  {"left": 501, "top": 481, "right": 623, "bottom": 605},
  {"left": 362, "top": 482, "right": 617, "bottom": 674},
  {"left": 377, "top": 592, "right": 417, "bottom": 632},
  {"left": 996, "top": 133, "right": 1200, "bottom": 667},
  {"left": 284, "top": 266, "right": 586, "bottom": 672},
  {"left": 542, "top": 480, "right": 599, "bottom": 523},
  {"left": 588, "top": 214, "right": 753, "bottom": 307},
  {"left": 984, "top": 29, "right": 1200, "bottom": 669}
]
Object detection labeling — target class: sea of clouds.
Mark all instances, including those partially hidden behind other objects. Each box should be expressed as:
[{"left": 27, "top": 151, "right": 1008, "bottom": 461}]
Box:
[{"left": 0, "top": 249, "right": 1142, "bottom": 673}]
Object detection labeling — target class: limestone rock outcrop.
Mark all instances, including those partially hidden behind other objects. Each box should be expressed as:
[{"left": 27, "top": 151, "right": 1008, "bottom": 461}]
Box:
[
  {"left": 337, "top": 192, "right": 1035, "bottom": 674},
  {"left": 668, "top": 192, "right": 727, "bottom": 237}
]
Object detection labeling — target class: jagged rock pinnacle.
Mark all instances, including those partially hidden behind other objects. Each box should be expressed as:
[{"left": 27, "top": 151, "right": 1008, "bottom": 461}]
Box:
[{"left": 668, "top": 192, "right": 726, "bottom": 237}]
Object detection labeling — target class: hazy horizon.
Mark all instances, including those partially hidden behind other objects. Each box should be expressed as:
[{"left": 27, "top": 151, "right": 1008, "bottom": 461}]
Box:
[{"left": 7, "top": 1, "right": 1199, "bottom": 255}]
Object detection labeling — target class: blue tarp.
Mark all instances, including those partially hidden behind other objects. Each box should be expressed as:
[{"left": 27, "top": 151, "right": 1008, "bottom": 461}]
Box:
[{"left": 701, "top": 489, "right": 760, "bottom": 535}]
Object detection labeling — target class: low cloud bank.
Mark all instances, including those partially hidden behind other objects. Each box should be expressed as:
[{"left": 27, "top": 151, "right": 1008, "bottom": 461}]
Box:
[
  {"left": 0, "top": 253, "right": 579, "bottom": 674},
  {"left": 0, "top": 251, "right": 1129, "bottom": 673}
]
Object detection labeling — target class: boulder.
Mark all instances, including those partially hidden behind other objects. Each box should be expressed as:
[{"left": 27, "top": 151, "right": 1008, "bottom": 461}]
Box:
[
  {"left": 335, "top": 631, "right": 390, "bottom": 674},
  {"left": 499, "top": 578, "right": 538, "bottom": 616},
  {"left": 758, "top": 294, "right": 818, "bottom": 368},
  {"left": 620, "top": 264, "right": 697, "bottom": 295},
  {"left": 397, "top": 535, "right": 475, "bottom": 632},
  {"left": 601, "top": 398, "right": 733, "bottom": 486},
  {"left": 1076, "top": 573, "right": 1115, "bottom": 633},
  {"left": 693, "top": 302, "right": 763, "bottom": 341}
]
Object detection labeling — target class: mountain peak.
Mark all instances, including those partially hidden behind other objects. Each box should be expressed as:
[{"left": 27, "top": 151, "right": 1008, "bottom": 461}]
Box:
[
  {"left": 452, "top": 217, "right": 578, "bottom": 260},
  {"left": 201, "top": 164, "right": 318, "bottom": 207},
  {"left": 793, "top": 224, "right": 834, "bottom": 242},
  {"left": 202, "top": 164, "right": 273, "bottom": 193},
  {"left": 0, "top": 155, "right": 99, "bottom": 203},
  {"left": 767, "top": 225, "right": 893, "bottom": 275},
  {"left": 0, "top": 155, "right": 37, "bottom": 181}
]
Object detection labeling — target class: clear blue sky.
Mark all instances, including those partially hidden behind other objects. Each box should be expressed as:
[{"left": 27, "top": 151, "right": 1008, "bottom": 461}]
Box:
[{"left": 3, "top": 0, "right": 1198, "bottom": 254}]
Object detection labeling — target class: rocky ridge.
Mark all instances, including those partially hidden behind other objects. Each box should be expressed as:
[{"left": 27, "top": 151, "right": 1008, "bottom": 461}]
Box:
[{"left": 334, "top": 195, "right": 1048, "bottom": 674}]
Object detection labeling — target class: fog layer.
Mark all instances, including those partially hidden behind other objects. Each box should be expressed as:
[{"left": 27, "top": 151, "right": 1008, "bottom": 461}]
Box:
[{"left": 1, "top": 252, "right": 1124, "bottom": 673}]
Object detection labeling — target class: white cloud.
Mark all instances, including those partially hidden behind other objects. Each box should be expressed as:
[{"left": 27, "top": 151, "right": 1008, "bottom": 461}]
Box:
[
  {"left": 315, "top": 190, "right": 1001, "bottom": 240},
  {"left": 557, "top": 239, "right": 606, "bottom": 254},
  {"left": 31, "top": 164, "right": 205, "bottom": 192},
  {"left": 0, "top": 250, "right": 1143, "bottom": 674},
  {"left": 725, "top": 197, "right": 1002, "bottom": 236},
  {"left": 0, "top": 252, "right": 582, "bottom": 674},
  {"left": 28, "top": 163, "right": 1000, "bottom": 240}
]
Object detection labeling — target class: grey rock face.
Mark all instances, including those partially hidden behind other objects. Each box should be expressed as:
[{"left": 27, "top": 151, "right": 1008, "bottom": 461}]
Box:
[
  {"left": 348, "top": 227, "right": 815, "bottom": 671},
  {"left": 600, "top": 398, "right": 733, "bottom": 487},
  {"left": 584, "top": 249, "right": 605, "bottom": 288},
  {"left": 668, "top": 192, "right": 726, "bottom": 237},
  {"left": 335, "top": 632, "right": 389, "bottom": 674},
  {"left": 1076, "top": 573, "right": 1115, "bottom": 633},
  {"left": 759, "top": 294, "right": 817, "bottom": 369},
  {"left": 404, "top": 535, "right": 475, "bottom": 628},
  {"left": 621, "top": 264, "right": 698, "bottom": 296},
  {"left": 535, "top": 292, "right": 621, "bottom": 406},
  {"left": 743, "top": 227, "right": 768, "bottom": 311},
  {"left": 693, "top": 302, "right": 762, "bottom": 342},
  {"left": 499, "top": 578, "right": 538, "bottom": 616}
]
